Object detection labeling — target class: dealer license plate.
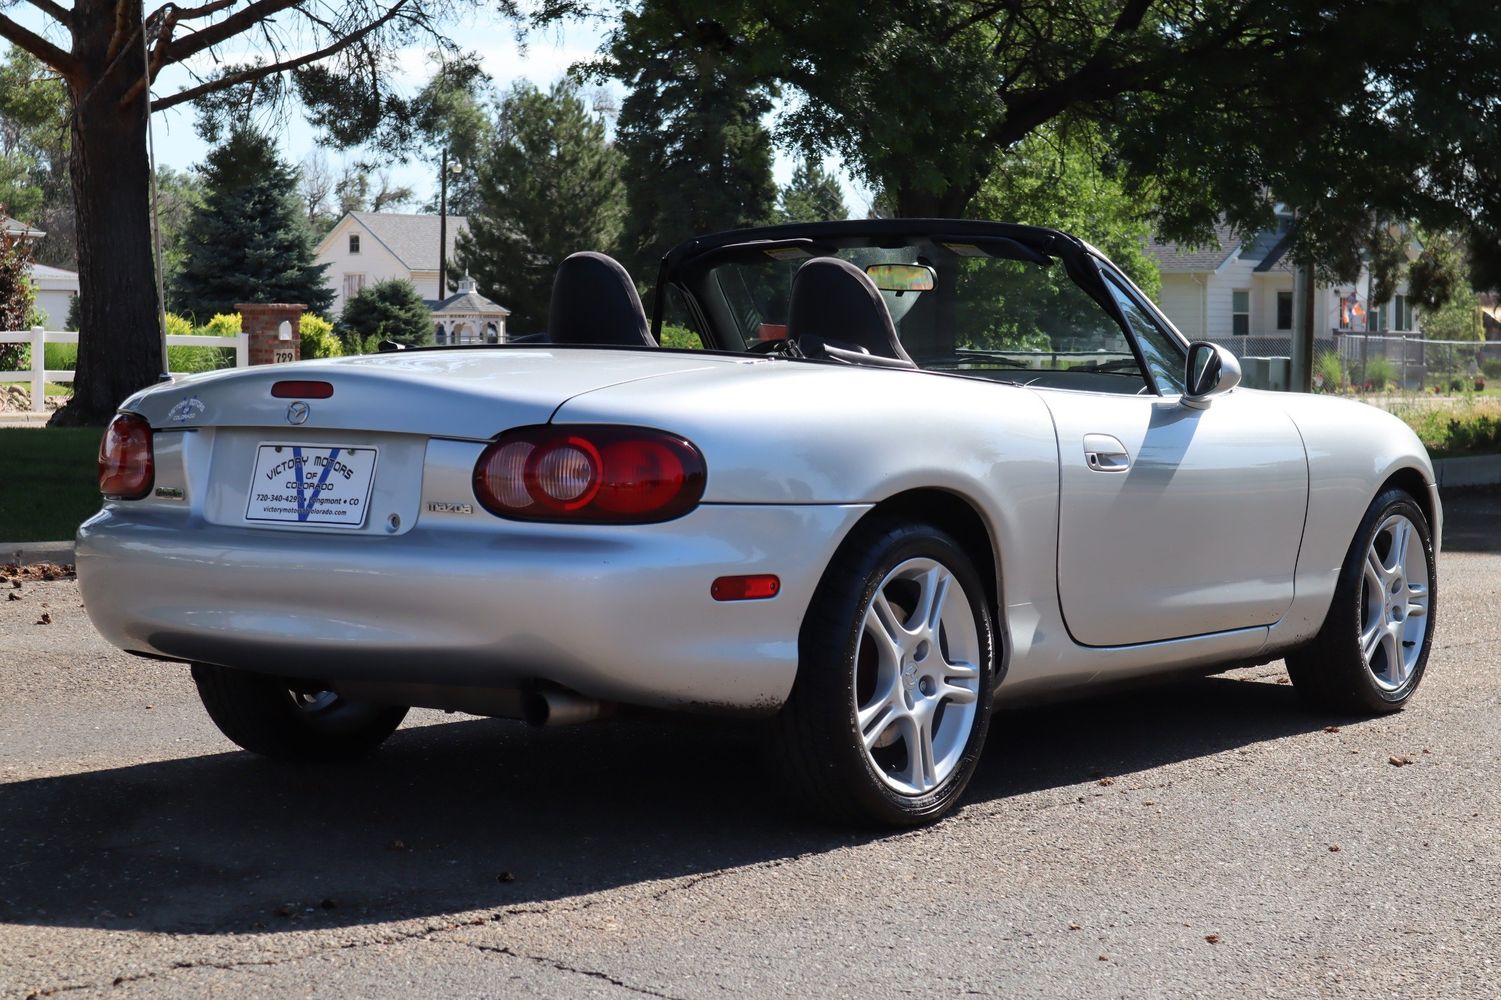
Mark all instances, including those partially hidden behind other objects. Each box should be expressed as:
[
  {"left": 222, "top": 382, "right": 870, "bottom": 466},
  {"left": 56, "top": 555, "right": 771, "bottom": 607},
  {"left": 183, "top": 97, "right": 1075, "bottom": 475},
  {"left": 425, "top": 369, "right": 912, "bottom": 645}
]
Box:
[{"left": 245, "top": 444, "right": 377, "bottom": 528}]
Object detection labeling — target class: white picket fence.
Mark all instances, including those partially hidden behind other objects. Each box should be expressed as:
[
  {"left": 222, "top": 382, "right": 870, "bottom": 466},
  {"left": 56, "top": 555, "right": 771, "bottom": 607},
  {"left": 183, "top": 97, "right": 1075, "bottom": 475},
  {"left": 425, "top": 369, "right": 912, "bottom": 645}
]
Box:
[{"left": 0, "top": 326, "right": 249, "bottom": 413}]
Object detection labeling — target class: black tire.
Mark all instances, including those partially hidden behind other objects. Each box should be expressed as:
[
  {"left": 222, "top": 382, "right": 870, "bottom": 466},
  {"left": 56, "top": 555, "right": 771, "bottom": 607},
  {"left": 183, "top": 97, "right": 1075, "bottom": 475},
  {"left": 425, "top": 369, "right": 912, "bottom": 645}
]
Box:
[
  {"left": 1285, "top": 488, "right": 1437, "bottom": 714},
  {"left": 191, "top": 663, "right": 408, "bottom": 761},
  {"left": 773, "top": 518, "right": 996, "bottom": 827}
]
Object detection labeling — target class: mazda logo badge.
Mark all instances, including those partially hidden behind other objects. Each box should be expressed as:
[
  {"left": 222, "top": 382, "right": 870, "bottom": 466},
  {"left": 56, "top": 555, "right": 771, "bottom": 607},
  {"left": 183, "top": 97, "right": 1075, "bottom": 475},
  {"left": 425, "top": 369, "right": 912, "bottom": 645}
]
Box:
[{"left": 286, "top": 401, "right": 310, "bottom": 425}]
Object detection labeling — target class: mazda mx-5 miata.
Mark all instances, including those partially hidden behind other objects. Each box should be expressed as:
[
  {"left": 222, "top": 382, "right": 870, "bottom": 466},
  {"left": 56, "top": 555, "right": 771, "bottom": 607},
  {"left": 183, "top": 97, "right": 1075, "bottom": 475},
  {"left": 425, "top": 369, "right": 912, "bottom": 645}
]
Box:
[{"left": 78, "top": 220, "right": 1440, "bottom": 826}]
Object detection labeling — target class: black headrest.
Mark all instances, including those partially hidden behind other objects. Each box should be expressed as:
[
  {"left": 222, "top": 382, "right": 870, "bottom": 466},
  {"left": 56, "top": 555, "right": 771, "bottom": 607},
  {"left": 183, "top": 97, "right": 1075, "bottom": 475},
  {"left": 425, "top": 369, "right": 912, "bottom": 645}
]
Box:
[
  {"left": 547, "top": 251, "right": 653, "bottom": 347},
  {"left": 786, "top": 257, "right": 914, "bottom": 367}
]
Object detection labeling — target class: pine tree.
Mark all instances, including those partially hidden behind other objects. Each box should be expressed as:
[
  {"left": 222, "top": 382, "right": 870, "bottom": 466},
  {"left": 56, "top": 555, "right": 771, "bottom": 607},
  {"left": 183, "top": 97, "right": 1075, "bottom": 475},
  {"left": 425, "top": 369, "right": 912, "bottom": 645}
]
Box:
[
  {"left": 339, "top": 278, "right": 433, "bottom": 350},
  {"left": 171, "top": 128, "right": 333, "bottom": 322},
  {"left": 778, "top": 158, "right": 848, "bottom": 224},
  {"left": 607, "top": 7, "right": 778, "bottom": 277},
  {"left": 456, "top": 82, "right": 624, "bottom": 334}
]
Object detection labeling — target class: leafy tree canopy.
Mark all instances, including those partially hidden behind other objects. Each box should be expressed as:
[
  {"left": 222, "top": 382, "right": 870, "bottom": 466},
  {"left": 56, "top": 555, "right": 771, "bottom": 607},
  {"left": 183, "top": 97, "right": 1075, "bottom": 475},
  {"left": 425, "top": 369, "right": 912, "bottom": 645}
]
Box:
[
  {"left": 456, "top": 81, "right": 624, "bottom": 333},
  {"left": 969, "top": 124, "right": 1159, "bottom": 300},
  {"left": 170, "top": 126, "right": 333, "bottom": 321},
  {"left": 0, "top": 44, "right": 72, "bottom": 267},
  {"left": 579, "top": 0, "right": 1501, "bottom": 297}
]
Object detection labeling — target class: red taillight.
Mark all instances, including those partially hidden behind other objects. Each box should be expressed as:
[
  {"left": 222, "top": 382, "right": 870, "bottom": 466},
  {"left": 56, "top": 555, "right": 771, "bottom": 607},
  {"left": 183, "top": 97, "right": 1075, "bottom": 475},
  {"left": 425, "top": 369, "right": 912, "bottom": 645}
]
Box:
[
  {"left": 98, "top": 412, "right": 154, "bottom": 500},
  {"left": 271, "top": 380, "right": 334, "bottom": 399},
  {"left": 473, "top": 426, "right": 706, "bottom": 523},
  {"left": 711, "top": 575, "right": 781, "bottom": 601}
]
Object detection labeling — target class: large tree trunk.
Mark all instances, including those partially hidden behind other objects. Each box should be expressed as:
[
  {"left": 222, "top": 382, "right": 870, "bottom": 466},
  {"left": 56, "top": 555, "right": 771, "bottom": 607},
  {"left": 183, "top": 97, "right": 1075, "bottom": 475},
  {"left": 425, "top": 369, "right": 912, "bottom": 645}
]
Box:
[
  {"left": 48, "top": 0, "right": 162, "bottom": 427},
  {"left": 892, "top": 182, "right": 980, "bottom": 220}
]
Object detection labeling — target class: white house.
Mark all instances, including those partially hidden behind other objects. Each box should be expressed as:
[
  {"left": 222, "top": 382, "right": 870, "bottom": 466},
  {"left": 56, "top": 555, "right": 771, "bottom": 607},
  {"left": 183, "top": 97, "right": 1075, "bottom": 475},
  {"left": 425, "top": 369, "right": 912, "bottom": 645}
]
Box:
[
  {"left": 29, "top": 262, "right": 79, "bottom": 329},
  {"left": 315, "top": 212, "right": 469, "bottom": 316},
  {"left": 3, "top": 214, "right": 79, "bottom": 329},
  {"left": 1147, "top": 213, "right": 1421, "bottom": 352}
]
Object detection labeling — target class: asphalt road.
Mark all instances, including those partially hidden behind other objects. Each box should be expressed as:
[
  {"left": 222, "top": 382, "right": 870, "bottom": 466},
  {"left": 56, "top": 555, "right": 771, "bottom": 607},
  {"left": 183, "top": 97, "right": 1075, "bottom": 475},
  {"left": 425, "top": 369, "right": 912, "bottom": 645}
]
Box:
[{"left": 2, "top": 494, "right": 1498, "bottom": 999}]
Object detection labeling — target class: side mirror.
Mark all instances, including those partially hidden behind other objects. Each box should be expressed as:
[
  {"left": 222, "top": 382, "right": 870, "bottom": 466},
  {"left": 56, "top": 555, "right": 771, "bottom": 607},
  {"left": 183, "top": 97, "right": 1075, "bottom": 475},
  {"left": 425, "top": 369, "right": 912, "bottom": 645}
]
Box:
[{"left": 1182, "top": 342, "right": 1241, "bottom": 408}]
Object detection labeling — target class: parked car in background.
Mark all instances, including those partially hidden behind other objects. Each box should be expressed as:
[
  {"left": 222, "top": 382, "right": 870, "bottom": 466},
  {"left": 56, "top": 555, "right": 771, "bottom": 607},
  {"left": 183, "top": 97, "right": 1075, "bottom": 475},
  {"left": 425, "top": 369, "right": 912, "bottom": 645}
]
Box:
[{"left": 79, "top": 220, "right": 1440, "bottom": 826}]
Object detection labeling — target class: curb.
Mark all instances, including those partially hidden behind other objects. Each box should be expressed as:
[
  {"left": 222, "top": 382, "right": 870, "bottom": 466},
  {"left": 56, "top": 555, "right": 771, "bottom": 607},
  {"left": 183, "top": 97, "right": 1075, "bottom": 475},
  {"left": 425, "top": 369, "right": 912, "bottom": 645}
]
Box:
[
  {"left": 1433, "top": 455, "right": 1501, "bottom": 490},
  {"left": 2, "top": 541, "right": 74, "bottom": 566}
]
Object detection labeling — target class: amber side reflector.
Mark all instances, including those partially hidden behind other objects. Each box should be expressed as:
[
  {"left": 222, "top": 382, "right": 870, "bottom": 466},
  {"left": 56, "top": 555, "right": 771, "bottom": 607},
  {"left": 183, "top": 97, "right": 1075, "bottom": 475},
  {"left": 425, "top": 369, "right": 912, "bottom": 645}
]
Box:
[
  {"left": 711, "top": 575, "right": 781, "bottom": 601},
  {"left": 271, "top": 380, "right": 334, "bottom": 399}
]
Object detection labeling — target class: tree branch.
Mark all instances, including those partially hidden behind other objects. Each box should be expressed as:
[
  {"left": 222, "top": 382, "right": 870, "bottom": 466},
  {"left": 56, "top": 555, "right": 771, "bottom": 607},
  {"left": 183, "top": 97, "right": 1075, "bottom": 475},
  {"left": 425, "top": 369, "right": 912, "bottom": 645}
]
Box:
[
  {"left": 106, "top": 0, "right": 136, "bottom": 64},
  {"left": 152, "top": 0, "right": 409, "bottom": 111},
  {"left": 160, "top": 0, "right": 305, "bottom": 66},
  {"left": 0, "top": 12, "right": 84, "bottom": 80},
  {"left": 170, "top": 0, "right": 239, "bottom": 19},
  {"left": 25, "top": 0, "right": 71, "bottom": 25}
]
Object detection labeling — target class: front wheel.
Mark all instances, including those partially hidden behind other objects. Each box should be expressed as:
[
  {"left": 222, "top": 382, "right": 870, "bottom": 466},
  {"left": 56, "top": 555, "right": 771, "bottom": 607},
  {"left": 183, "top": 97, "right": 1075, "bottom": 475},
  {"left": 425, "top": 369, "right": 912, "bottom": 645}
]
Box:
[
  {"left": 1286, "top": 488, "right": 1437, "bottom": 713},
  {"left": 773, "top": 519, "right": 996, "bottom": 826},
  {"left": 191, "top": 663, "right": 408, "bottom": 761}
]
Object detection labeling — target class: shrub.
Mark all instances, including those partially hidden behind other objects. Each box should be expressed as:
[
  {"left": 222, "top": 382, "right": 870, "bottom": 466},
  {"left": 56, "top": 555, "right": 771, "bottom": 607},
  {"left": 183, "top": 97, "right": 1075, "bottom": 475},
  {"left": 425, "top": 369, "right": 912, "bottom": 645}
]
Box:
[
  {"left": 43, "top": 342, "right": 77, "bottom": 371},
  {"left": 1483, "top": 359, "right": 1501, "bottom": 381},
  {"left": 1363, "top": 355, "right": 1397, "bottom": 390},
  {"left": 300, "top": 313, "right": 342, "bottom": 359},
  {"left": 1313, "top": 350, "right": 1343, "bottom": 392},
  {"left": 339, "top": 279, "right": 433, "bottom": 351},
  {"left": 1396, "top": 399, "right": 1501, "bottom": 458},
  {"left": 165, "top": 310, "right": 236, "bottom": 374},
  {"left": 199, "top": 312, "right": 242, "bottom": 337},
  {"left": 659, "top": 324, "right": 703, "bottom": 350}
]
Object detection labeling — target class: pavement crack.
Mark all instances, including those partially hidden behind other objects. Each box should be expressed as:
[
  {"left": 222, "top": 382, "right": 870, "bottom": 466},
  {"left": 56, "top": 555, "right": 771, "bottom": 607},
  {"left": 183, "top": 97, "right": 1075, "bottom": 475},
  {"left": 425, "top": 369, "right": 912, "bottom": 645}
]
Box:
[{"left": 456, "top": 940, "right": 684, "bottom": 999}]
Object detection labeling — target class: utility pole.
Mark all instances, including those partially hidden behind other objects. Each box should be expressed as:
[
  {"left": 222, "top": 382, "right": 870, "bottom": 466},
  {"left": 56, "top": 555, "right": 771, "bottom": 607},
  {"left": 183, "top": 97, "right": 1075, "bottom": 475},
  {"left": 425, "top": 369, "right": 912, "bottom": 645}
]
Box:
[
  {"left": 1296, "top": 260, "right": 1316, "bottom": 392},
  {"left": 438, "top": 147, "right": 450, "bottom": 305}
]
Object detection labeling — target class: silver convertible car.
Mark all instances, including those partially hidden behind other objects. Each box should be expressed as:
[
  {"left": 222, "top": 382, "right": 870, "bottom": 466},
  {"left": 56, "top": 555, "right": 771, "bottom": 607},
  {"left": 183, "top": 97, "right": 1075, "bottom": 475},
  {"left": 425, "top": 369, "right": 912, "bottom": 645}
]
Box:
[{"left": 78, "top": 220, "right": 1440, "bottom": 826}]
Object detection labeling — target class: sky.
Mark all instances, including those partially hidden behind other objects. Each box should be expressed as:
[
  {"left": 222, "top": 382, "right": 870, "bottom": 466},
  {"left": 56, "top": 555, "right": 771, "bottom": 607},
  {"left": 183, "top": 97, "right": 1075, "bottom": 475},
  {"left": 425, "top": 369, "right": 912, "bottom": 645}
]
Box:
[{"left": 8, "top": 9, "right": 874, "bottom": 219}]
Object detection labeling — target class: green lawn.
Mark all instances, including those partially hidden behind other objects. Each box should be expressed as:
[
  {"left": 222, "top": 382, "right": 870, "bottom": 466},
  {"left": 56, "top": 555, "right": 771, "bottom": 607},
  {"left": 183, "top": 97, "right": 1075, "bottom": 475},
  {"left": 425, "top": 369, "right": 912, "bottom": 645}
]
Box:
[{"left": 0, "top": 427, "right": 102, "bottom": 543}]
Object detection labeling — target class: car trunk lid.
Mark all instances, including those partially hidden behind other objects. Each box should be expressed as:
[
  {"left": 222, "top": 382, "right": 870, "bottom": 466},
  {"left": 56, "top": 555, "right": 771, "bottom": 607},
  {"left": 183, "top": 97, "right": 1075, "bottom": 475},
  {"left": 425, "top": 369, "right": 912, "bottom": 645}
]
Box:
[{"left": 124, "top": 347, "right": 737, "bottom": 440}]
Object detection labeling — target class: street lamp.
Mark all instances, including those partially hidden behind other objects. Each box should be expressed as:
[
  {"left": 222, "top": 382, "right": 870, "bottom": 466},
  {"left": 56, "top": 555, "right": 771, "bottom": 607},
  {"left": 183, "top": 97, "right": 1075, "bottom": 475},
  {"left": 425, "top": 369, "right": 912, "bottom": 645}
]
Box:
[{"left": 438, "top": 150, "right": 463, "bottom": 305}]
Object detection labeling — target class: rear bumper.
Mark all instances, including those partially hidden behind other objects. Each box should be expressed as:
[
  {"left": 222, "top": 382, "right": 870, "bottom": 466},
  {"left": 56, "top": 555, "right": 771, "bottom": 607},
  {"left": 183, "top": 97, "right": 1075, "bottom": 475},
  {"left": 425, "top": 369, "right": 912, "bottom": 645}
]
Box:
[{"left": 76, "top": 502, "right": 870, "bottom": 712}]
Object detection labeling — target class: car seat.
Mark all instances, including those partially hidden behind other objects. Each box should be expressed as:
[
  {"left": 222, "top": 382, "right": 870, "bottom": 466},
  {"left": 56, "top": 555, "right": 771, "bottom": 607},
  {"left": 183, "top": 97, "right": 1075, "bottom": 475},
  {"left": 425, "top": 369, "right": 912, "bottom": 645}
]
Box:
[
  {"left": 547, "top": 251, "right": 654, "bottom": 347},
  {"left": 786, "top": 257, "right": 915, "bottom": 368}
]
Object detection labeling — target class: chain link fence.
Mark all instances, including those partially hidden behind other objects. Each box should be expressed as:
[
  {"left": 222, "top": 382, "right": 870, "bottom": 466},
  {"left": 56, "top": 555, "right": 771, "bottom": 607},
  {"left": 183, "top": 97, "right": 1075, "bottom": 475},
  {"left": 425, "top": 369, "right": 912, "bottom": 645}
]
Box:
[
  {"left": 1334, "top": 334, "right": 1501, "bottom": 392},
  {"left": 1221, "top": 332, "right": 1501, "bottom": 392}
]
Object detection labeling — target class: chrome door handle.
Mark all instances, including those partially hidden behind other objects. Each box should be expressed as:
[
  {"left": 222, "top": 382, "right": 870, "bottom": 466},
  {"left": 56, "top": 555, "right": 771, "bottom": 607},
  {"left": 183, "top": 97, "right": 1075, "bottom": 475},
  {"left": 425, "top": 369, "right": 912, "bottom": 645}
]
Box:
[{"left": 1083, "top": 433, "right": 1131, "bottom": 473}]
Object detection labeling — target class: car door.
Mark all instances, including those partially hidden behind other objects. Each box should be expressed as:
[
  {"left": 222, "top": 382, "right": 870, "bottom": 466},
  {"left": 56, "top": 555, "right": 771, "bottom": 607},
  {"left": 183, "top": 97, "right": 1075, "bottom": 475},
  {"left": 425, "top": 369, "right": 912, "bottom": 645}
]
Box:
[{"left": 1041, "top": 270, "right": 1308, "bottom": 647}]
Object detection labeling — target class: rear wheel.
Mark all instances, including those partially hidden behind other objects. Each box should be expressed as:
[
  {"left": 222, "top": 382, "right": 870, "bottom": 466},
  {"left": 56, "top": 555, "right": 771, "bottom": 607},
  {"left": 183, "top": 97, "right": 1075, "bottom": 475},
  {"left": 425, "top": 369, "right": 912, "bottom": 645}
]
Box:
[
  {"left": 773, "top": 518, "right": 995, "bottom": 826},
  {"left": 1286, "top": 488, "right": 1436, "bottom": 713},
  {"left": 191, "top": 663, "right": 408, "bottom": 761}
]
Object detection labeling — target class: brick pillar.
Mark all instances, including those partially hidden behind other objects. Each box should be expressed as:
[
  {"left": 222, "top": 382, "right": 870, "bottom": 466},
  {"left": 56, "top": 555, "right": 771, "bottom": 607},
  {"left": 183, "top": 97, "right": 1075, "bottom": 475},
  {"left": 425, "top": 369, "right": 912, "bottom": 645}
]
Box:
[{"left": 238, "top": 303, "right": 306, "bottom": 366}]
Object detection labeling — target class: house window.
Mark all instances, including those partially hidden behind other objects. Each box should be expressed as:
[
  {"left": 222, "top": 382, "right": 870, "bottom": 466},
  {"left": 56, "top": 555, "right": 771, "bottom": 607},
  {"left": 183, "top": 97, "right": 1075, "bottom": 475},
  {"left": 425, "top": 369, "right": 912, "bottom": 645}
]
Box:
[
  {"left": 1276, "top": 291, "right": 1293, "bottom": 331},
  {"left": 1232, "top": 289, "right": 1250, "bottom": 336},
  {"left": 1367, "top": 302, "right": 1388, "bottom": 332},
  {"left": 349, "top": 233, "right": 361, "bottom": 254},
  {"left": 342, "top": 273, "right": 365, "bottom": 300},
  {"left": 1394, "top": 295, "right": 1414, "bottom": 331}
]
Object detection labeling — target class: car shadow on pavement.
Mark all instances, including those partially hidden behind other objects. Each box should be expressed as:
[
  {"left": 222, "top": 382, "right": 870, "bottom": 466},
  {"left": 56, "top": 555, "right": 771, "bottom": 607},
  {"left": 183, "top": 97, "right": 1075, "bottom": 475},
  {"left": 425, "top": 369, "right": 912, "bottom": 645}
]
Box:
[{"left": 0, "top": 672, "right": 1346, "bottom": 935}]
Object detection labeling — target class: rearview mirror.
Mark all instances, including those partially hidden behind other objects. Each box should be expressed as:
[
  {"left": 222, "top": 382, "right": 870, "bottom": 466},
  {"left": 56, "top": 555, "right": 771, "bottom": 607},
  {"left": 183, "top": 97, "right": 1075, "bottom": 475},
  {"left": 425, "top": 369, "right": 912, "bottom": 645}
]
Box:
[
  {"left": 865, "top": 263, "right": 936, "bottom": 293},
  {"left": 1182, "top": 342, "right": 1241, "bottom": 408}
]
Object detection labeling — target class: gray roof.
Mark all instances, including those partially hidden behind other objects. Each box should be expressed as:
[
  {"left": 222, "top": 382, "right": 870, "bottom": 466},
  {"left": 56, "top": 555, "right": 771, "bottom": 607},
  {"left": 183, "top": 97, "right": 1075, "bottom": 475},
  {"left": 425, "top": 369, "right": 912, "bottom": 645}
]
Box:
[
  {"left": 1145, "top": 221, "right": 1239, "bottom": 273},
  {"left": 1146, "top": 215, "right": 1298, "bottom": 275},
  {"left": 431, "top": 288, "right": 510, "bottom": 316},
  {"left": 349, "top": 212, "right": 468, "bottom": 270},
  {"left": 1, "top": 214, "right": 45, "bottom": 239}
]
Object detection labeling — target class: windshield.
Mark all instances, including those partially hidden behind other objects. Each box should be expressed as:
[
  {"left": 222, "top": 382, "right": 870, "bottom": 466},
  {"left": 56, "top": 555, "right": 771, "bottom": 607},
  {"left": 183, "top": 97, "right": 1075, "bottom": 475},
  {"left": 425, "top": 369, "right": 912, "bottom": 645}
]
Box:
[{"left": 669, "top": 233, "right": 1169, "bottom": 393}]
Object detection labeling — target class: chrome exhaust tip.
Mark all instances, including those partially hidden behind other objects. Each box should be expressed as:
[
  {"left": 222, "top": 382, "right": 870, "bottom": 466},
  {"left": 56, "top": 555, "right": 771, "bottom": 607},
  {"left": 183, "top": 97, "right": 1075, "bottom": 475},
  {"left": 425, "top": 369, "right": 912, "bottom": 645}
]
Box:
[{"left": 523, "top": 689, "right": 613, "bottom": 727}]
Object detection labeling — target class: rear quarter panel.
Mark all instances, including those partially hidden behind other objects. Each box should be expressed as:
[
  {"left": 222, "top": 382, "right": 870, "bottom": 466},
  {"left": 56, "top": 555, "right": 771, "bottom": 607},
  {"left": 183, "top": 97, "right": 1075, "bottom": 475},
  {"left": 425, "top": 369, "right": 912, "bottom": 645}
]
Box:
[{"left": 554, "top": 361, "right": 1065, "bottom": 683}]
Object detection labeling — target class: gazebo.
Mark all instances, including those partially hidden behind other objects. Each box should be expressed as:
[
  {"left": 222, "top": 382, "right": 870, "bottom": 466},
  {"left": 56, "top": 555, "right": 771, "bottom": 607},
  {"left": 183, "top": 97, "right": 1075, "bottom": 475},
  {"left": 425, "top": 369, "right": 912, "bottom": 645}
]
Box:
[{"left": 431, "top": 275, "right": 510, "bottom": 345}]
